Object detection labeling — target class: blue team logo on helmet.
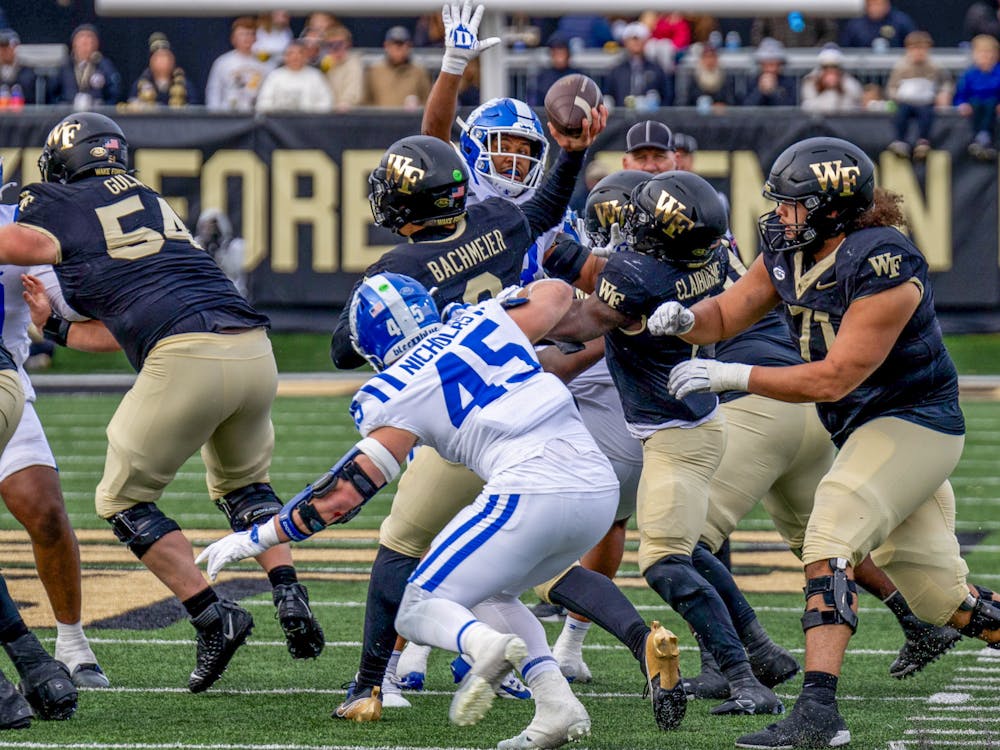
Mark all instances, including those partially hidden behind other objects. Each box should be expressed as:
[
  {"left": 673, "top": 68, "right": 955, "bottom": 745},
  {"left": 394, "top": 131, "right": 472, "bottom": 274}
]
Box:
[
  {"left": 349, "top": 273, "right": 442, "bottom": 371},
  {"left": 458, "top": 97, "right": 549, "bottom": 199}
]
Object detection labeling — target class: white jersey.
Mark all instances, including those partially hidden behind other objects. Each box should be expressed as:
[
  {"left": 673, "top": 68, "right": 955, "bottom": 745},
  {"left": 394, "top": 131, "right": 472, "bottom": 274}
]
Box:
[
  {"left": 351, "top": 300, "right": 616, "bottom": 494},
  {"left": 569, "top": 357, "right": 643, "bottom": 467}
]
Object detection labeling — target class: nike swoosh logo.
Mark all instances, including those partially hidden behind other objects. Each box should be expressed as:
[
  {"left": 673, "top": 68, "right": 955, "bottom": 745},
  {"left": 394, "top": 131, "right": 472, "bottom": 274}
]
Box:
[
  {"left": 223, "top": 618, "right": 235, "bottom": 640},
  {"left": 815, "top": 280, "right": 837, "bottom": 290}
]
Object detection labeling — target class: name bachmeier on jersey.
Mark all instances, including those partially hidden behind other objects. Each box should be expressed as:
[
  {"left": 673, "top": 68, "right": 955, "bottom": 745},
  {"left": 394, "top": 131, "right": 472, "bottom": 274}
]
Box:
[{"left": 426, "top": 228, "right": 508, "bottom": 283}]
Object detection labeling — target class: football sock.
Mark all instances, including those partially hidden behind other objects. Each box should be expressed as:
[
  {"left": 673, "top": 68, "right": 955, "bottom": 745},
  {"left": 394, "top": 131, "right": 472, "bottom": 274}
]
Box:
[
  {"left": 396, "top": 642, "right": 431, "bottom": 676},
  {"left": 357, "top": 545, "right": 420, "bottom": 689},
  {"left": 472, "top": 596, "right": 553, "bottom": 671},
  {"left": 801, "top": 670, "right": 838, "bottom": 705},
  {"left": 384, "top": 649, "right": 402, "bottom": 680},
  {"left": 0, "top": 575, "right": 25, "bottom": 637},
  {"left": 556, "top": 617, "right": 591, "bottom": 655},
  {"left": 550, "top": 566, "right": 648, "bottom": 664},
  {"left": 267, "top": 565, "right": 298, "bottom": 588},
  {"left": 883, "top": 590, "right": 916, "bottom": 625},
  {"left": 183, "top": 587, "right": 220, "bottom": 619},
  {"left": 692, "top": 541, "right": 757, "bottom": 633},
  {"left": 55, "top": 621, "right": 97, "bottom": 666}
]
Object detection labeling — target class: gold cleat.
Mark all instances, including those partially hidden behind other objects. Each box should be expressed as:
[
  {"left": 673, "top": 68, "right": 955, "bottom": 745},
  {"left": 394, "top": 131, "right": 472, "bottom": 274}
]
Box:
[
  {"left": 333, "top": 685, "right": 382, "bottom": 722},
  {"left": 645, "top": 621, "right": 686, "bottom": 730}
]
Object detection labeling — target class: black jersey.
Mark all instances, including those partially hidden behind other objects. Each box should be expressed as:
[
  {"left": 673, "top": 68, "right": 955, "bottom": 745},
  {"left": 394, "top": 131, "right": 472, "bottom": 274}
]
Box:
[
  {"left": 16, "top": 175, "right": 268, "bottom": 371},
  {"left": 762, "top": 226, "right": 964, "bottom": 446},
  {"left": 331, "top": 197, "right": 534, "bottom": 368},
  {"left": 715, "top": 248, "right": 801, "bottom": 403},
  {"left": 596, "top": 248, "right": 728, "bottom": 427}
]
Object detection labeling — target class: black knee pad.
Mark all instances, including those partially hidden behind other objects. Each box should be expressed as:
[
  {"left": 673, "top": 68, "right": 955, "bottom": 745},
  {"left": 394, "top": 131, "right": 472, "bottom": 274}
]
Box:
[
  {"left": 959, "top": 588, "right": 1000, "bottom": 642},
  {"left": 108, "top": 502, "right": 181, "bottom": 559},
  {"left": 215, "top": 483, "right": 282, "bottom": 532},
  {"left": 644, "top": 554, "right": 716, "bottom": 615},
  {"left": 801, "top": 558, "right": 858, "bottom": 634}
]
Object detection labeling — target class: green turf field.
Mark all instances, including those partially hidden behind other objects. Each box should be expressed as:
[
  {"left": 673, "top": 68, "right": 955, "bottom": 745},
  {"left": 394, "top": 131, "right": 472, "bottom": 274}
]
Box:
[{"left": 0, "top": 394, "right": 992, "bottom": 750}]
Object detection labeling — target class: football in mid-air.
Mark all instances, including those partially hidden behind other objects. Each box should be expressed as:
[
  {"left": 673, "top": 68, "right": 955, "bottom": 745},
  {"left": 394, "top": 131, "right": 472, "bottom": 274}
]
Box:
[{"left": 544, "top": 74, "right": 603, "bottom": 137}]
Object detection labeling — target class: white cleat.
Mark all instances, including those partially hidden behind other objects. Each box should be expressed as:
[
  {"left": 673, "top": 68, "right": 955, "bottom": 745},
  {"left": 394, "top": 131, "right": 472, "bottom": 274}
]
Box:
[
  {"left": 497, "top": 671, "right": 591, "bottom": 749},
  {"left": 449, "top": 635, "right": 528, "bottom": 727},
  {"left": 395, "top": 642, "right": 431, "bottom": 690},
  {"left": 551, "top": 640, "right": 592, "bottom": 684}
]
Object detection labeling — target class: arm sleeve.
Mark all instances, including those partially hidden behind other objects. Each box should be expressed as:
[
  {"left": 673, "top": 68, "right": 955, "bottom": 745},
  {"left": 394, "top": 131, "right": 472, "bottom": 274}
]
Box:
[
  {"left": 331, "top": 278, "right": 366, "bottom": 369},
  {"left": 543, "top": 234, "right": 591, "bottom": 283},
  {"left": 519, "top": 149, "right": 586, "bottom": 238},
  {"left": 30, "top": 264, "right": 90, "bottom": 321}
]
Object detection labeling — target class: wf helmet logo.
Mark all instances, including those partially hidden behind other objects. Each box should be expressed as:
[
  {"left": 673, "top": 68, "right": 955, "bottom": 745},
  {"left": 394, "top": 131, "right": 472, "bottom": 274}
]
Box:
[
  {"left": 809, "top": 160, "right": 861, "bottom": 196},
  {"left": 593, "top": 198, "right": 625, "bottom": 229},
  {"left": 385, "top": 153, "right": 426, "bottom": 194},
  {"left": 654, "top": 190, "right": 696, "bottom": 237},
  {"left": 47, "top": 122, "right": 82, "bottom": 151}
]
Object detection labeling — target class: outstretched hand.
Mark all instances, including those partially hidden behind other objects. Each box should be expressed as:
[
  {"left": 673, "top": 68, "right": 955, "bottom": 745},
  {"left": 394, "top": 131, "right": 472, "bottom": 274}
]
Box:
[
  {"left": 21, "top": 274, "right": 51, "bottom": 330},
  {"left": 441, "top": 0, "right": 501, "bottom": 76}
]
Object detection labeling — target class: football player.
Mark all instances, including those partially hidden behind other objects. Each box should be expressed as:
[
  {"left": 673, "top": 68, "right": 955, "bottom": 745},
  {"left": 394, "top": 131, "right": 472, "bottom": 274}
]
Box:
[
  {"left": 652, "top": 136, "right": 1000, "bottom": 748},
  {"left": 198, "top": 273, "right": 686, "bottom": 747},
  {"left": 0, "top": 111, "right": 323, "bottom": 692},
  {"left": 327, "top": 118, "right": 610, "bottom": 718},
  {"left": 545, "top": 170, "right": 783, "bottom": 717},
  {"left": 0, "top": 295, "right": 76, "bottom": 726}
]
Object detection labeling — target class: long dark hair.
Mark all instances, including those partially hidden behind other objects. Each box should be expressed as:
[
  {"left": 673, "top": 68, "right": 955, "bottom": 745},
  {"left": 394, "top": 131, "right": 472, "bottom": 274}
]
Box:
[{"left": 848, "top": 187, "right": 907, "bottom": 232}]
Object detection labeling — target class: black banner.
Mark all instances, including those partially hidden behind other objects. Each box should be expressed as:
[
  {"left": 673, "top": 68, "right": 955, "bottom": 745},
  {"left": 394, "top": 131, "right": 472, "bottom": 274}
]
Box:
[{"left": 1, "top": 108, "right": 996, "bottom": 330}]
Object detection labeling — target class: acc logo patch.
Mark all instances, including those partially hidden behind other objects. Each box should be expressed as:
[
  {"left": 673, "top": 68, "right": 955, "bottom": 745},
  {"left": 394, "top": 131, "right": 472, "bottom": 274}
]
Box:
[{"left": 773, "top": 266, "right": 786, "bottom": 281}]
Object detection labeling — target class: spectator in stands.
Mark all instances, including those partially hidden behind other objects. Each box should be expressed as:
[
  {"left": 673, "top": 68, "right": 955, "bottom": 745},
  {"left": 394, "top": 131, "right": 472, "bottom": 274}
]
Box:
[
  {"left": 256, "top": 39, "right": 332, "bottom": 112},
  {"left": 965, "top": 1, "right": 1000, "bottom": 41},
  {"left": 0, "top": 30, "right": 36, "bottom": 105},
  {"left": 304, "top": 11, "right": 340, "bottom": 38},
  {"left": 800, "top": 43, "right": 863, "bottom": 113},
  {"left": 649, "top": 13, "right": 691, "bottom": 53},
  {"left": 743, "top": 38, "right": 797, "bottom": 106},
  {"left": 838, "top": 0, "right": 917, "bottom": 49},
  {"left": 684, "top": 42, "right": 735, "bottom": 108},
  {"left": 300, "top": 25, "right": 332, "bottom": 71},
  {"left": 253, "top": 11, "right": 293, "bottom": 64},
  {"left": 414, "top": 11, "right": 446, "bottom": 47},
  {"left": 555, "top": 15, "right": 614, "bottom": 48},
  {"left": 673, "top": 131, "right": 697, "bottom": 171},
  {"left": 954, "top": 34, "right": 1000, "bottom": 160},
  {"left": 527, "top": 33, "right": 581, "bottom": 105},
  {"left": 751, "top": 14, "right": 838, "bottom": 48},
  {"left": 887, "top": 31, "right": 951, "bottom": 160},
  {"left": 205, "top": 16, "right": 271, "bottom": 112},
  {"left": 325, "top": 25, "right": 363, "bottom": 111},
  {"left": 52, "top": 24, "right": 122, "bottom": 107},
  {"left": 363, "top": 26, "right": 431, "bottom": 108},
  {"left": 128, "top": 33, "right": 197, "bottom": 108},
  {"left": 606, "top": 22, "right": 674, "bottom": 107}
]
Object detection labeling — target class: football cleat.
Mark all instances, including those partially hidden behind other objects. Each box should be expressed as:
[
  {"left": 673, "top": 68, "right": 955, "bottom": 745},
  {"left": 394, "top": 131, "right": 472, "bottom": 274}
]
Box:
[
  {"left": 743, "top": 624, "right": 801, "bottom": 689},
  {"left": 497, "top": 670, "right": 590, "bottom": 749},
  {"left": 552, "top": 637, "right": 592, "bottom": 684},
  {"left": 711, "top": 675, "right": 784, "bottom": 716},
  {"left": 3, "top": 634, "right": 76, "bottom": 721},
  {"left": 450, "top": 654, "right": 531, "bottom": 700},
  {"left": 890, "top": 618, "right": 962, "bottom": 679},
  {"left": 334, "top": 682, "right": 382, "bottom": 722},
  {"left": 449, "top": 635, "right": 528, "bottom": 726},
  {"left": 735, "top": 696, "right": 850, "bottom": 748},
  {"left": 380, "top": 672, "right": 411, "bottom": 708},
  {"left": 0, "top": 673, "right": 31, "bottom": 729},
  {"left": 188, "top": 599, "right": 254, "bottom": 693},
  {"left": 681, "top": 644, "right": 730, "bottom": 700},
  {"left": 394, "top": 642, "right": 430, "bottom": 691},
  {"left": 69, "top": 663, "right": 110, "bottom": 689},
  {"left": 273, "top": 582, "right": 325, "bottom": 660},
  {"left": 529, "top": 601, "right": 567, "bottom": 622},
  {"left": 644, "top": 622, "right": 686, "bottom": 731}
]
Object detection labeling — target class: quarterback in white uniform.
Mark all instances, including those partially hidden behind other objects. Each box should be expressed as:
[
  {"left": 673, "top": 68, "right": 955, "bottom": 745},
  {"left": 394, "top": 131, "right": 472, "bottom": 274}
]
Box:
[{"left": 197, "top": 274, "right": 683, "bottom": 749}]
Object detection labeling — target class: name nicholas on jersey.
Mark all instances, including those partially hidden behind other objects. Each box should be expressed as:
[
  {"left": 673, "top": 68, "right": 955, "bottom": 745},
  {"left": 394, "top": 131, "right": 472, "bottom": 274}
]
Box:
[
  {"left": 675, "top": 260, "right": 723, "bottom": 300},
  {"left": 426, "top": 229, "right": 508, "bottom": 283},
  {"left": 395, "top": 307, "right": 487, "bottom": 376}
]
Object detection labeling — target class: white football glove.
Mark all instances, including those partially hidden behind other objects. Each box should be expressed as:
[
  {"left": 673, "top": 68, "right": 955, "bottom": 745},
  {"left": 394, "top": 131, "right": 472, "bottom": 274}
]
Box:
[
  {"left": 590, "top": 222, "right": 624, "bottom": 258},
  {"left": 195, "top": 520, "right": 280, "bottom": 582},
  {"left": 647, "top": 300, "right": 695, "bottom": 336},
  {"left": 495, "top": 284, "right": 524, "bottom": 303},
  {"left": 667, "top": 359, "right": 752, "bottom": 401},
  {"left": 573, "top": 215, "right": 591, "bottom": 248},
  {"left": 441, "top": 0, "right": 501, "bottom": 76}
]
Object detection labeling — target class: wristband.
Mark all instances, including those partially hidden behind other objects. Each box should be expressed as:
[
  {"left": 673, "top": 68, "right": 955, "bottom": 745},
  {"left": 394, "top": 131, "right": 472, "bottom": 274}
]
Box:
[{"left": 42, "top": 314, "right": 71, "bottom": 347}]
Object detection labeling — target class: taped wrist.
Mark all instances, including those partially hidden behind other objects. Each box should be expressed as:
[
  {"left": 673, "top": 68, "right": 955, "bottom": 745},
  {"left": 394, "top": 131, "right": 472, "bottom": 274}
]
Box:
[
  {"left": 356, "top": 437, "right": 400, "bottom": 484},
  {"left": 711, "top": 362, "right": 753, "bottom": 393},
  {"left": 543, "top": 234, "right": 590, "bottom": 283},
  {"left": 440, "top": 50, "right": 469, "bottom": 76},
  {"left": 42, "top": 314, "right": 71, "bottom": 347},
  {"left": 801, "top": 558, "right": 858, "bottom": 634}
]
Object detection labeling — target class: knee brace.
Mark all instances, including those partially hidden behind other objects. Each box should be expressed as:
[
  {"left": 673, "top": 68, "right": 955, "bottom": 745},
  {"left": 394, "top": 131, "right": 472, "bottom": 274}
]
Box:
[
  {"left": 958, "top": 586, "right": 1000, "bottom": 646},
  {"left": 215, "top": 482, "right": 282, "bottom": 532},
  {"left": 108, "top": 502, "right": 181, "bottom": 559},
  {"left": 801, "top": 558, "right": 858, "bottom": 634}
]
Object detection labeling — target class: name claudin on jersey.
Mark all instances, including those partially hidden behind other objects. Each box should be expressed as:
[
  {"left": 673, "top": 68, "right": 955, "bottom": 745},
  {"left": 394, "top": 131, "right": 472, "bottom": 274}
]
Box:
[{"left": 426, "top": 229, "right": 508, "bottom": 283}]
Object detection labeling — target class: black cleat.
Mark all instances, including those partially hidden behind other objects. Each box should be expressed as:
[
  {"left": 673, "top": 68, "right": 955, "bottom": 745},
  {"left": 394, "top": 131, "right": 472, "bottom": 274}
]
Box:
[
  {"left": 735, "top": 696, "right": 850, "bottom": 748},
  {"left": 0, "top": 672, "right": 31, "bottom": 729},
  {"left": 3, "top": 634, "right": 76, "bottom": 721},
  {"left": 682, "top": 643, "right": 730, "bottom": 700},
  {"left": 890, "top": 616, "right": 961, "bottom": 679},
  {"left": 712, "top": 676, "right": 784, "bottom": 716},
  {"left": 748, "top": 641, "right": 801, "bottom": 689},
  {"left": 188, "top": 599, "right": 254, "bottom": 693},
  {"left": 528, "top": 601, "right": 567, "bottom": 622},
  {"left": 644, "top": 622, "right": 686, "bottom": 730},
  {"left": 273, "top": 583, "right": 325, "bottom": 659}
]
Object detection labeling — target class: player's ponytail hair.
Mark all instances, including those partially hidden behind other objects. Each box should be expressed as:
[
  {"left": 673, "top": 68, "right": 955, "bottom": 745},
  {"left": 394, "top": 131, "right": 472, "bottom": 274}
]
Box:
[{"left": 848, "top": 187, "right": 907, "bottom": 233}]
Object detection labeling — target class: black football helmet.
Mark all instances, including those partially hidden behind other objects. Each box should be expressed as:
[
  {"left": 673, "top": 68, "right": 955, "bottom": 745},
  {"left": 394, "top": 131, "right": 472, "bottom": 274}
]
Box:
[
  {"left": 369, "top": 135, "right": 469, "bottom": 232},
  {"left": 622, "top": 171, "right": 728, "bottom": 268},
  {"left": 584, "top": 169, "right": 648, "bottom": 246},
  {"left": 38, "top": 112, "right": 129, "bottom": 184},
  {"left": 758, "top": 136, "right": 875, "bottom": 253}
]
